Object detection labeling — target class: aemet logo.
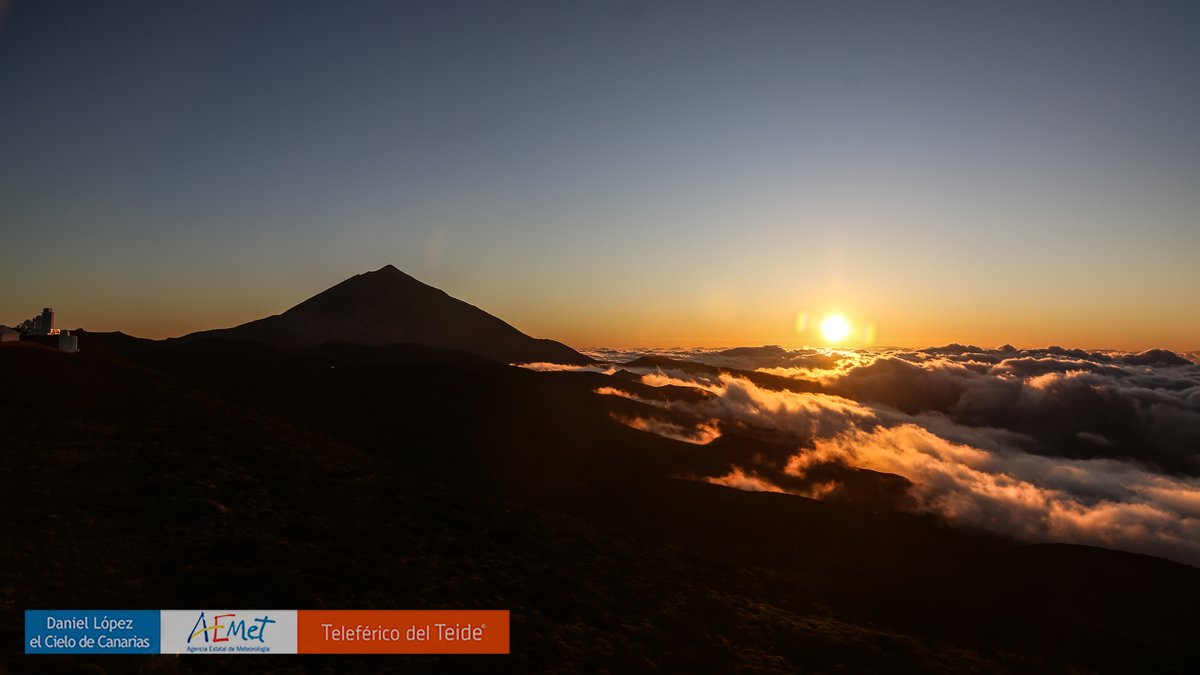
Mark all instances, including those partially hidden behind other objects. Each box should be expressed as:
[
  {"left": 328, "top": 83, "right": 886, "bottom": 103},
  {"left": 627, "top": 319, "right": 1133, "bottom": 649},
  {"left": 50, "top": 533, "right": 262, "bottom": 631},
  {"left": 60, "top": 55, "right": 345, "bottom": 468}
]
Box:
[
  {"left": 160, "top": 610, "right": 297, "bottom": 654},
  {"left": 189, "top": 611, "right": 275, "bottom": 645}
]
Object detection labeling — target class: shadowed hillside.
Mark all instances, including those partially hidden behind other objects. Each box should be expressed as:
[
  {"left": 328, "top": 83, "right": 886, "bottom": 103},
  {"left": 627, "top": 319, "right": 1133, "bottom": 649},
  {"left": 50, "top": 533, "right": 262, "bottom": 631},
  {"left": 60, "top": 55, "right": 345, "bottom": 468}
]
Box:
[{"left": 3, "top": 336, "right": 1199, "bottom": 673}]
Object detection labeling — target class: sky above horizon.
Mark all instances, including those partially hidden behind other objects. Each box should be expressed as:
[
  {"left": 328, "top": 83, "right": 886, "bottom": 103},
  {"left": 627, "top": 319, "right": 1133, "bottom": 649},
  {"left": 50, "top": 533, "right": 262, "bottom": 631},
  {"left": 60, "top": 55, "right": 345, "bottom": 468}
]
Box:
[{"left": 1, "top": 1, "right": 1197, "bottom": 350}]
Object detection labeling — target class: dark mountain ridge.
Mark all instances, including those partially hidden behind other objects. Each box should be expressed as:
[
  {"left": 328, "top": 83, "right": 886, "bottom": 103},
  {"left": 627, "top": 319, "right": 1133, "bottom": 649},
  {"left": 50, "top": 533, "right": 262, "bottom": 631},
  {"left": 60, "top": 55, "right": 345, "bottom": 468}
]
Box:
[{"left": 174, "top": 265, "right": 590, "bottom": 365}]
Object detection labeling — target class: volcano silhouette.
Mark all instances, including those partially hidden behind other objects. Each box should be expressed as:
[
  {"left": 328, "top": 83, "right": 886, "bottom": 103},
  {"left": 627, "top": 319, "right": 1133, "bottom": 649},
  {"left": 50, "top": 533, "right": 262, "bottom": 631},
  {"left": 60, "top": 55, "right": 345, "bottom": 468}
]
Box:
[{"left": 175, "top": 265, "right": 590, "bottom": 364}]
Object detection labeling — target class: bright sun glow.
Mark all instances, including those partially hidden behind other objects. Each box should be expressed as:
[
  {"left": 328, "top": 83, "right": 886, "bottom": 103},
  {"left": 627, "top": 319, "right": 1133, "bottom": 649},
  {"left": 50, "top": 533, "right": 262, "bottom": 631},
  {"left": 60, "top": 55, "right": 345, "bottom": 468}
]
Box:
[{"left": 820, "top": 314, "right": 852, "bottom": 343}]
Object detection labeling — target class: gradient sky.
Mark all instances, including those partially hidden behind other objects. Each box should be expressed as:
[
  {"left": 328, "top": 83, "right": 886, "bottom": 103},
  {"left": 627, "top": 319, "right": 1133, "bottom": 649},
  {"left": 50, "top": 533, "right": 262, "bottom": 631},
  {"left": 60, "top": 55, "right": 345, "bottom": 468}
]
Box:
[{"left": 1, "top": 0, "right": 1197, "bottom": 350}]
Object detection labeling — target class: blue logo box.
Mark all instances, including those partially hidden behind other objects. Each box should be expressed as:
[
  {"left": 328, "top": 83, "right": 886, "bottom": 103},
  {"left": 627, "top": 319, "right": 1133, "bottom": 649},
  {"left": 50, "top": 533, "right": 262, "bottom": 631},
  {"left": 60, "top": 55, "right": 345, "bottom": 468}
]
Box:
[{"left": 25, "top": 610, "right": 161, "bottom": 654}]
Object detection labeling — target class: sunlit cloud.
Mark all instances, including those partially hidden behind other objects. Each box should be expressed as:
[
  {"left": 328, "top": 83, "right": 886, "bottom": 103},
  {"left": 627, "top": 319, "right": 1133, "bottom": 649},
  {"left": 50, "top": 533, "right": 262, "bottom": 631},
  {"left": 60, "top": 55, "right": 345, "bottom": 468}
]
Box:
[
  {"left": 784, "top": 424, "right": 1200, "bottom": 565},
  {"left": 705, "top": 466, "right": 788, "bottom": 493},
  {"left": 595, "top": 385, "right": 641, "bottom": 399},
  {"left": 638, "top": 371, "right": 876, "bottom": 439},
  {"left": 519, "top": 362, "right": 618, "bottom": 373},
  {"left": 797, "top": 479, "right": 842, "bottom": 500},
  {"left": 703, "top": 467, "right": 840, "bottom": 500},
  {"left": 592, "top": 343, "right": 1200, "bottom": 564},
  {"left": 755, "top": 351, "right": 879, "bottom": 384},
  {"left": 612, "top": 414, "right": 721, "bottom": 445}
]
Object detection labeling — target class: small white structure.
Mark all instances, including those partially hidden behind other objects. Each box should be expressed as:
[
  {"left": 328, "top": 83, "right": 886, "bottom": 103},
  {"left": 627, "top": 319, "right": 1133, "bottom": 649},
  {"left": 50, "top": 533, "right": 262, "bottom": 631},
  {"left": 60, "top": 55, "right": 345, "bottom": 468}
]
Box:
[
  {"left": 58, "top": 331, "right": 79, "bottom": 353},
  {"left": 0, "top": 326, "right": 18, "bottom": 343}
]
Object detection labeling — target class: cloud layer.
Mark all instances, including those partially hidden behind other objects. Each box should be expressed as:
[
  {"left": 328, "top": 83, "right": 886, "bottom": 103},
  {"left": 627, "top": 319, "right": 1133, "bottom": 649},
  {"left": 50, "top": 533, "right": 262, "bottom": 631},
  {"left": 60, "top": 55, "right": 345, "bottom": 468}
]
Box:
[{"left": 567, "top": 345, "right": 1200, "bottom": 565}]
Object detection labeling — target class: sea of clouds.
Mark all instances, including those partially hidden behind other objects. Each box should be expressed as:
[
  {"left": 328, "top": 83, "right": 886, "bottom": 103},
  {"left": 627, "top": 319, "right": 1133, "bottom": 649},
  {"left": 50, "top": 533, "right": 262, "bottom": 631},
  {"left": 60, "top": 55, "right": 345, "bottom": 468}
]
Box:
[{"left": 528, "top": 344, "right": 1200, "bottom": 565}]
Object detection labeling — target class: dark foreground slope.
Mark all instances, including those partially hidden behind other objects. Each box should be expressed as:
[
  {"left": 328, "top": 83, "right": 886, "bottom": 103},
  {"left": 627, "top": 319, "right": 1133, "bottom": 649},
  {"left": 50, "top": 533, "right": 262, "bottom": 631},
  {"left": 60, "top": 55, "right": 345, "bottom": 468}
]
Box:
[
  {"left": 2, "top": 338, "right": 1198, "bottom": 674},
  {"left": 174, "top": 265, "right": 590, "bottom": 365}
]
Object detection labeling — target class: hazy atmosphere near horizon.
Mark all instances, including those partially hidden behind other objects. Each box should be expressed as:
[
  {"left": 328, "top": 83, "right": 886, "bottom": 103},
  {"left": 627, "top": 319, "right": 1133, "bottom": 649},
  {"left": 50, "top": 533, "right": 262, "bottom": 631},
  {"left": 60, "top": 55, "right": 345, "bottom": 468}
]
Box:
[{"left": 1, "top": 0, "right": 1198, "bottom": 350}]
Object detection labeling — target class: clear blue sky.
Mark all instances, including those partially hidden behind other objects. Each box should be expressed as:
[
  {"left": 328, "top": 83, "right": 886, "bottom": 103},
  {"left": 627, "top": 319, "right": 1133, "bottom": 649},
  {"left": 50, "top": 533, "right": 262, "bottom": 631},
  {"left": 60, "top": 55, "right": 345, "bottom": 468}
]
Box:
[{"left": 1, "top": 1, "right": 1197, "bottom": 349}]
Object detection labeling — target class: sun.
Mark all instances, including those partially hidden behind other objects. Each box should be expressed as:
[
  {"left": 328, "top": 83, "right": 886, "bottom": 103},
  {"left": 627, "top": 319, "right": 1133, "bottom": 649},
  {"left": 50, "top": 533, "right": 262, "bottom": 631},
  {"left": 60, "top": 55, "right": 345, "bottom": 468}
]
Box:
[{"left": 820, "top": 314, "right": 851, "bottom": 343}]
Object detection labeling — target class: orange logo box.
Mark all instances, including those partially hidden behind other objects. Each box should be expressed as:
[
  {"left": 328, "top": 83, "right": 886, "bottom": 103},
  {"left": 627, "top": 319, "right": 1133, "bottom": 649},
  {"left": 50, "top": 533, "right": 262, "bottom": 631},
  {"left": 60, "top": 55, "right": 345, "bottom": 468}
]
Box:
[{"left": 297, "top": 610, "right": 509, "bottom": 654}]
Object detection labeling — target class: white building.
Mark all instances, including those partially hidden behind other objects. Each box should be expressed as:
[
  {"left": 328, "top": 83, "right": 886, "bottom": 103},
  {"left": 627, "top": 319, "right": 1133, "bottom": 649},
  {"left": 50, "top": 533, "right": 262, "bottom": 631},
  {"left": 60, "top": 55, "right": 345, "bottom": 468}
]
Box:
[{"left": 58, "top": 331, "right": 79, "bottom": 353}]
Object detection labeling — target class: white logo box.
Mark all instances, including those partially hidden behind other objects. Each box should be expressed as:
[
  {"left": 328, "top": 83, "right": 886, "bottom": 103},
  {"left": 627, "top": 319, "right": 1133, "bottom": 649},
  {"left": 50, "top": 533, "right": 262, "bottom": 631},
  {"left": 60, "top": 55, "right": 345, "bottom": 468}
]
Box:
[{"left": 160, "top": 610, "right": 297, "bottom": 654}]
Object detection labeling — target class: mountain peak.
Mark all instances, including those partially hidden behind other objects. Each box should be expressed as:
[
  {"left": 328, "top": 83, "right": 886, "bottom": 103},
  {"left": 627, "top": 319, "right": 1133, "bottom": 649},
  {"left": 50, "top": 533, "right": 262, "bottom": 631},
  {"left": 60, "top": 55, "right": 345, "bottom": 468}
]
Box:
[{"left": 175, "top": 267, "right": 591, "bottom": 365}]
